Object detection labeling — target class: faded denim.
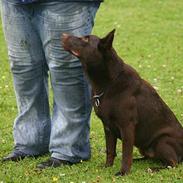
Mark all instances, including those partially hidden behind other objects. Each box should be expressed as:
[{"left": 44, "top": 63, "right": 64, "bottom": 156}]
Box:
[{"left": 1, "top": 1, "right": 99, "bottom": 162}]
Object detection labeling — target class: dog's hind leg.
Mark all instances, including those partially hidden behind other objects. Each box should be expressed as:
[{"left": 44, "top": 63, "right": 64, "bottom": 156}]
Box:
[{"left": 154, "top": 136, "right": 178, "bottom": 167}]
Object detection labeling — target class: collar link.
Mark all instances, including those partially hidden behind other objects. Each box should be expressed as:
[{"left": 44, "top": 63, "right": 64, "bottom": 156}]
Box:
[{"left": 93, "top": 92, "right": 104, "bottom": 107}]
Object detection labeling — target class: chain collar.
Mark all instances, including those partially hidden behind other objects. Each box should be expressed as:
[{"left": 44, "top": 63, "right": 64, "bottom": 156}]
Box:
[
  {"left": 92, "top": 71, "right": 123, "bottom": 108},
  {"left": 93, "top": 92, "right": 104, "bottom": 107}
]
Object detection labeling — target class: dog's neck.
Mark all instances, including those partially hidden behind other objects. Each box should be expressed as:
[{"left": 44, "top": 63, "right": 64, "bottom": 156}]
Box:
[{"left": 88, "top": 49, "right": 124, "bottom": 95}]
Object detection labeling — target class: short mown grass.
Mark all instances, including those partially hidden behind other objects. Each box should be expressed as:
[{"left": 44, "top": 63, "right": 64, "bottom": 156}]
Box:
[{"left": 0, "top": 0, "right": 183, "bottom": 182}]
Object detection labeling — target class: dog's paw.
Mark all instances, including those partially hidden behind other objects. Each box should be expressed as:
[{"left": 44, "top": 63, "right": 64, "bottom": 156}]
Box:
[{"left": 115, "top": 171, "right": 127, "bottom": 176}]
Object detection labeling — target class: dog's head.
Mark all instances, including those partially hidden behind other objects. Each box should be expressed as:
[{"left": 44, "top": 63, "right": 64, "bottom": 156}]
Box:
[{"left": 62, "top": 29, "right": 116, "bottom": 68}]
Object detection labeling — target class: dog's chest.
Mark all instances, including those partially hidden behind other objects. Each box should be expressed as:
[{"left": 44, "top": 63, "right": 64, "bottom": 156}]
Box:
[
  {"left": 95, "top": 105, "right": 121, "bottom": 138},
  {"left": 93, "top": 98, "right": 108, "bottom": 120},
  {"left": 94, "top": 106, "right": 105, "bottom": 120},
  {"left": 93, "top": 94, "right": 116, "bottom": 120},
  {"left": 93, "top": 99, "right": 121, "bottom": 135}
]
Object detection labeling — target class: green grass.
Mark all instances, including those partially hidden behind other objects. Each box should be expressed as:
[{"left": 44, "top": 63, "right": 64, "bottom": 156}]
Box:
[{"left": 0, "top": 0, "right": 183, "bottom": 182}]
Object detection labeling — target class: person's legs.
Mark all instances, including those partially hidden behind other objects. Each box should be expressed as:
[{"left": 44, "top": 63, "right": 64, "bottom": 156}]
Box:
[
  {"left": 34, "top": 2, "right": 100, "bottom": 165},
  {"left": 1, "top": 1, "right": 51, "bottom": 157}
]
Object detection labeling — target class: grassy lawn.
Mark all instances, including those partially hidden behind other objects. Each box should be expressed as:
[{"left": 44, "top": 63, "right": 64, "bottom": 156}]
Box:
[{"left": 0, "top": 0, "right": 183, "bottom": 182}]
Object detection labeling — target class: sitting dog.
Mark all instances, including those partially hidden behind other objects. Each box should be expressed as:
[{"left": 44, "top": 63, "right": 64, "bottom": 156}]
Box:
[{"left": 62, "top": 30, "right": 183, "bottom": 176}]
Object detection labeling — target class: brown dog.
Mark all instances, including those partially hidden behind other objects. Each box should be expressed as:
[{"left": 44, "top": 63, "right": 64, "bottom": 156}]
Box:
[{"left": 62, "top": 30, "right": 183, "bottom": 176}]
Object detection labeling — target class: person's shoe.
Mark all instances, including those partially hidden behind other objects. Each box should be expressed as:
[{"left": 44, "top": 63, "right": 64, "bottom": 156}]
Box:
[
  {"left": 2, "top": 151, "right": 36, "bottom": 162},
  {"left": 36, "top": 157, "right": 73, "bottom": 170}
]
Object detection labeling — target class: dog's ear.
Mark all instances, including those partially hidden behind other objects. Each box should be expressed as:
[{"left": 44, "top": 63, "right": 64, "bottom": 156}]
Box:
[{"left": 98, "top": 29, "right": 115, "bottom": 51}]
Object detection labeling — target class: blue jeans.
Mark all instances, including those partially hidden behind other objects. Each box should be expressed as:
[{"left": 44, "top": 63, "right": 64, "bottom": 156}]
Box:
[{"left": 1, "top": 1, "right": 99, "bottom": 162}]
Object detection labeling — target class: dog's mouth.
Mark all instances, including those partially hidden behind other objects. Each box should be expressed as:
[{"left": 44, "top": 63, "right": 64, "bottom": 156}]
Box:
[
  {"left": 62, "top": 33, "right": 80, "bottom": 57},
  {"left": 69, "top": 50, "right": 80, "bottom": 57},
  {"left": 62, "top": 33, "right": 70, "bottom": 50},
  {"left": 64, "top": 46, "right": 80, "bottom": 57}
]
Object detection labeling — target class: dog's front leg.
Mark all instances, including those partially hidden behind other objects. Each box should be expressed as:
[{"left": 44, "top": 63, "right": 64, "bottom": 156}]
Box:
[
  {"left": 104, "top": 127, "right": 117, "bottom": 167},
  {"left": 116, "top": 122, "right": 135, "bottom": 176}
]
